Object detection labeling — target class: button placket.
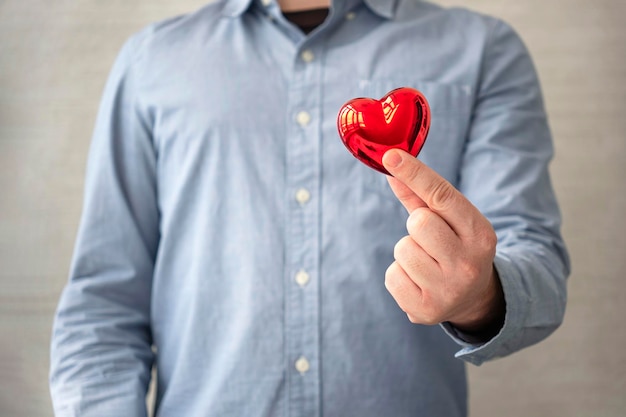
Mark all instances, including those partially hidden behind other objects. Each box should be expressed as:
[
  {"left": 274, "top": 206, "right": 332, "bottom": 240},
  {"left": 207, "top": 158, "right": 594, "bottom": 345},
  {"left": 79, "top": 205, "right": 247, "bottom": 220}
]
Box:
[
  {"left": 300, "top": 49, "right": 315, "bottom": 63},
  {"left": 296, "top": 111, "right": 311, "bottom": 127},
  {"left": 284, "top": 40, "right": 322, "bottom": 417},
  {"left": 295, "top": 188, "right": 311, "bottom": 205},
  {"left": 295, "top": 356, "right": 310, "bottom": 374},
  {"left": 295, "top": 270, "right": 310, "bottom": 287}
]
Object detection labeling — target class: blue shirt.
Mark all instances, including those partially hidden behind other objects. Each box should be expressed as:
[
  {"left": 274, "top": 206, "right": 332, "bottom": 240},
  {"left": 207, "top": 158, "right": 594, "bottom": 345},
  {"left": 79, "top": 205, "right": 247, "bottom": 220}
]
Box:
[{"left": 50, "top": 0, "right": 570, "bottom": 416}]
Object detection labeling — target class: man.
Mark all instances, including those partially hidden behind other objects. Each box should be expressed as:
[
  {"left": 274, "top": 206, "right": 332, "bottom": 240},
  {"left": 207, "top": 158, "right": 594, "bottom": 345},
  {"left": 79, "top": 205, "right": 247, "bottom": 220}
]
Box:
[{"left": 50, "top": 0, "right": 570, "bottom": 416}]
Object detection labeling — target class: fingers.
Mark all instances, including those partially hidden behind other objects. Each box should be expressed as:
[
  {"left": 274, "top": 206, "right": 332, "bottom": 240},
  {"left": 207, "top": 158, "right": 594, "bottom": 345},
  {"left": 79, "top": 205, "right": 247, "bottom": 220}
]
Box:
[
  {"left": 393, "top": 235, "right": 439, "bottom": 277},
  {"left": 382, "top": 149, "right": 485, "bottom": 238},
  {"left": 405, "top": 208, "right": 461, "bottom": 265},
  {"left": 384, "top": 261, "right": 423, "bottom": 318},
  {"left": 386, "top": 175, "right": 427, "bottom": 213},
  {"left": 384, "top": 260, "right": 442, "bottom": 326}
]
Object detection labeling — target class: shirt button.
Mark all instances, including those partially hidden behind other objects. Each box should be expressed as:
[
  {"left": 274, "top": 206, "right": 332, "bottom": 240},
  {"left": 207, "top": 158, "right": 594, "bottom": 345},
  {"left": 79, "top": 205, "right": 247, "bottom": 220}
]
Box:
[
  {"left": 345, "top": 11, "right": 356, "bottom": 20},
  {"left": 295, "top": 188, "right": 311, "bottom": 204},
  {"left": 301, "top": 49, "right": 314, "bottom": 63},
  {"left": 295, "top": 270, "right": 310, "bottom": 287},
  {"left": 296, "top": 111, "right": 311, "bottom": 127},
  {"left": 295, "top": 356, "right": 310, "bottom": 374}
]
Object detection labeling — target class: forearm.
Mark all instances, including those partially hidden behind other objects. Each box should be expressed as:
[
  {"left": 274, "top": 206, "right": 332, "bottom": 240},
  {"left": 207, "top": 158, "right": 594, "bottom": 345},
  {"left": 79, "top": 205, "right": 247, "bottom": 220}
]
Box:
[
  {"left": 50, "top": 270, "right": 155, "bottom": 416},
  {"left": 439, "top": 17, "right": 569, "bottom": 363},
  {"left": 446, "top": 242, "right": 567, "bottom": 363},
  {"left": 50, "top": 32, "right": 158, "bottom": 415}
]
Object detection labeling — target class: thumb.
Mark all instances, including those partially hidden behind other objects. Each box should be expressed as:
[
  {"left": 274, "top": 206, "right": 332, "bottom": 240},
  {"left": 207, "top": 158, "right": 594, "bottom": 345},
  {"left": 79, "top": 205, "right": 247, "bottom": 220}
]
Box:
[
  {"left": 383, "top": 149, "right": 427, "bottom": 213},
  {"left": 383, "top": 148, "right": 482, "bottom": 238}
]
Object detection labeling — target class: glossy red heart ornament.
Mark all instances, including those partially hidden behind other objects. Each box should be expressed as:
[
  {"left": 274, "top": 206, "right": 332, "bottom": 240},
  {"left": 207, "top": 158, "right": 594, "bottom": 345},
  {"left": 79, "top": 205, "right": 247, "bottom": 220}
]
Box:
[{"left": 337, "top": 87, "right": 431, "bottom": 175}]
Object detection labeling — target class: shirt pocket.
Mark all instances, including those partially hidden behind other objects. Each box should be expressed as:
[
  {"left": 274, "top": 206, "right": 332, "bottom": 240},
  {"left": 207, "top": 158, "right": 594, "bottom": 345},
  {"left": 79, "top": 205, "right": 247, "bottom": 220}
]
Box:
[{"left": 357, "top": 79, "right": 473, "bottom": 195}]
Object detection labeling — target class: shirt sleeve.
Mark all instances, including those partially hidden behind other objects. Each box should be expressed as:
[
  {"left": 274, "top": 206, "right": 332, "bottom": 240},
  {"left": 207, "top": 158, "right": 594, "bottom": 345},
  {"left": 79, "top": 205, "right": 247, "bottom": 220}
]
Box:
[
  {"left": 440, "top": 18, "right": 570, "bottom": 365},
  {"left": 49, "top": 33, "right": 158, "bottom": 416}
]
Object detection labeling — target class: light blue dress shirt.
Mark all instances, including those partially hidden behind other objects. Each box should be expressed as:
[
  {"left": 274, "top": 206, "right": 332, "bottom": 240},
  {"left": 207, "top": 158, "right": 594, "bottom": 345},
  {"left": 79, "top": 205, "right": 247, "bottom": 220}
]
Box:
[{"left": 50, "top": 0, "right": 570, "bottom": 416}]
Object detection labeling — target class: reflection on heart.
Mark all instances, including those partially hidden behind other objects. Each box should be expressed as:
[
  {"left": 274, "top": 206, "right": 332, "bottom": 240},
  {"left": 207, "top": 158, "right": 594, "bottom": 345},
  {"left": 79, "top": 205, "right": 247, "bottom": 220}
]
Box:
[{"left": 337, "top": 87, "right": 431, "bottom": 175}]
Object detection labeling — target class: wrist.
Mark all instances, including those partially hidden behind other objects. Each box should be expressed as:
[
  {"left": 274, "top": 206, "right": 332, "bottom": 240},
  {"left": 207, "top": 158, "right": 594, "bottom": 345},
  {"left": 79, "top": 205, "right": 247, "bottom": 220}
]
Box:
[{"left": 449, "top": 265, "right": 506, "bottom": 341}]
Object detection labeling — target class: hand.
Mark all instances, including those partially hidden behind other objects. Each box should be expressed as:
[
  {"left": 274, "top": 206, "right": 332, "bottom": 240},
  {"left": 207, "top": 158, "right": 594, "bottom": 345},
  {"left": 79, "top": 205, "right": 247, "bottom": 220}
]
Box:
[{"left": 382, "top": 149, "right": 505, "bottom": 337}]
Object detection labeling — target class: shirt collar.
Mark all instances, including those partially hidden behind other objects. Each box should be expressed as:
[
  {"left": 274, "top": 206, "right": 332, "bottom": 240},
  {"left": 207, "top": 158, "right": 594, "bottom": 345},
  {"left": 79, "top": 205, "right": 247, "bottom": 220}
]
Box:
[
  {"left": 220, "top": 0, "right": 397, "bottom": 20},
  {"left": 220, "top": 0, "right": 253, "bottom": 18},
  {"left": 362, "top": 0, "right": 397, "bottom": 19}
]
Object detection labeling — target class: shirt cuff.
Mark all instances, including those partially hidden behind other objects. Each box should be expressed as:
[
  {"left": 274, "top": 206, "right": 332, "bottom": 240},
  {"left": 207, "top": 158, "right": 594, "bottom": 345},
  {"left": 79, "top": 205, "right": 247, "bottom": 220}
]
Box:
[{"left": 440, "top": 252, "right": 526, "bottom": 365}]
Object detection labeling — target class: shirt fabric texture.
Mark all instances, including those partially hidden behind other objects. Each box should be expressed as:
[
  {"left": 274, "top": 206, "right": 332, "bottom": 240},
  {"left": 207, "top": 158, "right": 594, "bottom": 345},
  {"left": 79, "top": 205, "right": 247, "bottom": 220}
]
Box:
[{"left": 49, "top": 0, "right": 570, "bottom": 416}]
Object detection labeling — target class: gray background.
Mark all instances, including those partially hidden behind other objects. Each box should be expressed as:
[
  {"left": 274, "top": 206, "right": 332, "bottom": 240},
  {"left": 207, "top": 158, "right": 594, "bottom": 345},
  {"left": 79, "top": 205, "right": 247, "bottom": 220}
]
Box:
[{"left": 1, "top": 0, "right": 624, "bottom": 416}]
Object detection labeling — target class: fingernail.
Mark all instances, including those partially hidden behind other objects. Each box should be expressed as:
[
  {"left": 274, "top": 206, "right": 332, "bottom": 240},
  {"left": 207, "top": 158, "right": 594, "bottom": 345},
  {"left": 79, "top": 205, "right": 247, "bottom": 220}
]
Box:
[{"left": 384, "top": 150, "right": 403, "bottom": 168}]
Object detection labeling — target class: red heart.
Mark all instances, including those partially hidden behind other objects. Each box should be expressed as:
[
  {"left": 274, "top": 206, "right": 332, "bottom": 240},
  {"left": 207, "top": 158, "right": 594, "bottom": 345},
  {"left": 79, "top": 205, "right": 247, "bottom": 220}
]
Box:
[{"left": 337, "top": 87, "right": 431, "bottom": 175}]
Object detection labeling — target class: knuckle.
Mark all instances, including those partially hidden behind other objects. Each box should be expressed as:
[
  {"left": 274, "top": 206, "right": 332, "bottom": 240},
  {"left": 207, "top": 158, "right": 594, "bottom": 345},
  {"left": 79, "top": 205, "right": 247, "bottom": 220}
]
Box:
[
  {"left": 424, "top": 317, "right": 440, "bottom": 326},
  {"left": 420, "top": 309, "right": 441, "bottom": 326},
  {"left": 407, "top": 313, "right": 420, "bottom": 324},
  {"left": 393, "top": 236, "right": 413, "bottom": 261},
  {"left": 384, "top": 262, "right": 402, "bottom": 293},
  {"left": 478, "top": 229, "right": 498, "bottom": 253},
  {"left": 459, "top": 259, "right": 481, "bottom": 280},
  {"left": 403, "top": 159, "right": 425, "bottom": 186},
  {"left": 427, "top": 180, "right": 456, "bottom": 212},
  {"left": 406, "top": 208, "right": 430, "bottom": 235}
]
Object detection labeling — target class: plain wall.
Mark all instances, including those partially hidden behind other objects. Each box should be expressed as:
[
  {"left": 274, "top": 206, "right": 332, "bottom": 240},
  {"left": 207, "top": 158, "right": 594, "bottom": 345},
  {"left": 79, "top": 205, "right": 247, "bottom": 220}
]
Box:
[{"left": 0, "top": 0, "right": 624, "bottom": 415}]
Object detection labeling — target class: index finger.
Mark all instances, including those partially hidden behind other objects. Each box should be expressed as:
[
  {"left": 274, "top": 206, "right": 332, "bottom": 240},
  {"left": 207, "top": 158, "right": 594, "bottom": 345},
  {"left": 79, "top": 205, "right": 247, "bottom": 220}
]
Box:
[
  {"left": 382, "top": 148, "right": 484, "bottom": 237},
  {"left": 386, "top": 175, "right": 428, "bottom": 213}
]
